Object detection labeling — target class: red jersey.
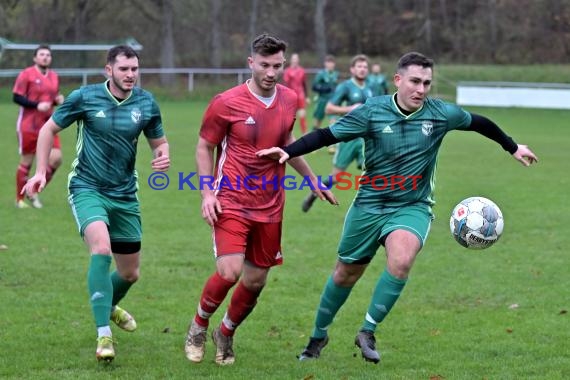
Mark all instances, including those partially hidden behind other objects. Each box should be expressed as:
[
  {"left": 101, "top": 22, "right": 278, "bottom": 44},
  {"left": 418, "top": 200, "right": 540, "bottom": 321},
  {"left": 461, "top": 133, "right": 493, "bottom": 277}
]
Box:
[
  {"left": 200, "top": 83, "right": 297, "bottom": 223},
  {"left": 13, "top": 66, "right": 60, "bottom": 133},
  {"left": 283, "top": 66, "right": 307, "bottom": 98}
]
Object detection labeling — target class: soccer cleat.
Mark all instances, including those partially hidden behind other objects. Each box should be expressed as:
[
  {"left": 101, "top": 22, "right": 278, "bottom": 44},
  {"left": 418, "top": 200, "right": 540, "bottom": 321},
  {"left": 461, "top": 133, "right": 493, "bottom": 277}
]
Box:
[
  {"left": 15, "top": 199, "right": 30, "bottom": 209},
  {"left": 354, "top": 330, "right": 380, "bottom": 364},
  {"left": 297, "top": 336, "right": 329, "bottom": 361},
  {"left": 110, "top": 305, "right": 137, "bottom": 332},
  {"left": 96, "top": 336, "right": 115, "bottom": 362},
  {"left": 184, "top": 321, "right": 207, "bottom": 363},
  {"left": 27, "top": 194, "right": 43, "bottom": 209},
  {"left": 211, "top": 327, "right": 235, "bottom": 365},
  {"left": 301, "top": 193, "right": 318, "bottom": 213}
]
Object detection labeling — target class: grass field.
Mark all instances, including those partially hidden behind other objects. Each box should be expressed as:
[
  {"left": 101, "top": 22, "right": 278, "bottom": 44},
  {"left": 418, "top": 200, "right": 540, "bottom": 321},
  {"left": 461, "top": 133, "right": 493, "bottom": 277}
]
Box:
[{"left": 0, "top": 92, "right": 568, "bottom": 379}]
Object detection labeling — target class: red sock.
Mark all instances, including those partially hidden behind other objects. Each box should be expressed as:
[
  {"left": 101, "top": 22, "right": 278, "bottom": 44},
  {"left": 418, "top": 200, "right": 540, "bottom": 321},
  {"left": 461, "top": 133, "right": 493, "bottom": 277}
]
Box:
[
  {"left": 194, "top": 271, "right": 236, "bottom": 328},
  {"left": 220, "top": 282, "right": 261, "bottom": 336},
  {"left": 16, "top": 164, "right": 31, "bottom": 201},
  {"left": 45, "top": 165, "right": 57, "bottom": 184},
  {"left": 300, "top": 117, "right": 307, "bottom": 135}
]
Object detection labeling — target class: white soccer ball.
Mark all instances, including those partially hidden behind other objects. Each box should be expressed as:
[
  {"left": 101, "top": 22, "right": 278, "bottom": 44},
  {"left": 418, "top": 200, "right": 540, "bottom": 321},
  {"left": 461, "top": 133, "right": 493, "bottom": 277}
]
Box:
[{"left": 449, "top": 196, "right": 504, "bottom": 249}]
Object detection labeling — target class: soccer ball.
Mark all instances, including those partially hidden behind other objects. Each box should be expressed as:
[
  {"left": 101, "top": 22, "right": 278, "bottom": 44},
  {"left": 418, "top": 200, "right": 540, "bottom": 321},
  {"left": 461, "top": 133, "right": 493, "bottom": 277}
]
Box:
[{"left": 449, "top": 196, "right": 504, "bottom": 249}]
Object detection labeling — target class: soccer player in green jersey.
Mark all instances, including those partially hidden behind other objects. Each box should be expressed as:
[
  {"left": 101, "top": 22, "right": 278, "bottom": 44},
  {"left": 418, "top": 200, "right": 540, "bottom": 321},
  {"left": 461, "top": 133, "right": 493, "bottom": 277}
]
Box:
[
  {"left": 257, "top": 52, "right": 538, "bottom": 364},
  {"left": 302, "top": 54, "right": 374, "bottom": 212},
  {"left": 367, "top": 62, "right": 389, "bottom": 96},
  {"left": 311, "top": 55, "right": 339, "bottom": 130},
  {"left": 22, "top": 45, "right": 170, "bottom": 363}
]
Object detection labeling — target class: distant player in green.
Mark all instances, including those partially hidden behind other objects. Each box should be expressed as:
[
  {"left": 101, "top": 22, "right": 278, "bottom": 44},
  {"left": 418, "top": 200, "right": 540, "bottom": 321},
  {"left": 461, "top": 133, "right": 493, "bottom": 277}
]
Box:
[
  {"left": 311, "top": 55, "right": 339, "bottom": 129},
  {"left": 302, "top": 54, "right": 373, "bottom": 212},
  {"left": 257, "top": 52, "right": 538, "bottom": 364},
  {"left": 367, "top": 62, "right": 389, "bottom": 96},
  {"left": 22, "top": 45, "right": 170, "bottom": 363}
]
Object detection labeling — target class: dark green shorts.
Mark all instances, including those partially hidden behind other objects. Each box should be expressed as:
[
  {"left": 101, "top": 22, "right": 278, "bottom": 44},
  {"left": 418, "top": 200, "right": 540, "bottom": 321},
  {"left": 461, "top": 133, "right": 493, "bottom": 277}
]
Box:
[
  {"left": 68, "top": 190, "right": 142, "bottom": 242},
  {"left": 337, "top": 203, "right": 433, "bottom": 264},
  {"left": 332, "top": 138, "right": 364, "bottom": 170},
  {"left": 313, "top": 98, "right": 329, "bottom": 121}
]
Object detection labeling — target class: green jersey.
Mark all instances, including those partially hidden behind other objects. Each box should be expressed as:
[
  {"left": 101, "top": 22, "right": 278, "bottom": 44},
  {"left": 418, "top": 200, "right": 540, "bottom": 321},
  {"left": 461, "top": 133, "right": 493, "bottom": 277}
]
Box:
[
  {"left": 329, "top": 79, "right": 374, "bottom": 107},
  {"left": 52, "top": 81, "right": 164, "bottom": 198},
  {"left": 366, "top": 73, "right": 389, "bottom": 96},
  {"left": 312, "top": 69, "right": 339, "bottom": 98},
  {"left": 330, "top": 94, "right": 472, "bottom": 211}
]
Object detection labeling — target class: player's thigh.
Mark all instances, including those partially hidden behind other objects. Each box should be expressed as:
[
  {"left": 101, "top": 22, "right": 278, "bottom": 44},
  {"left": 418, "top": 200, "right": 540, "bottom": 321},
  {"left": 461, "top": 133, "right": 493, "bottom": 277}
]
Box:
[
  {"left": 337, "top": 204, "right": 385, "bottom": 264},
  {"left": 213, "top": 214, "right": 249, "bottom": 257},
  {"left": 68, "top": 191, "right": 110, "bottom": 238},
  {"left": 313, "top": 99, "right": 326, "bottom": 119},
  {"left": 107, "top": 197, "right": 142, "bottom": 243},
  {"left": 246, "top": 220, "right": 282, "bottom": 268},
  {"left": 380, "top": 204, "right": 434, "bottom": 249}
]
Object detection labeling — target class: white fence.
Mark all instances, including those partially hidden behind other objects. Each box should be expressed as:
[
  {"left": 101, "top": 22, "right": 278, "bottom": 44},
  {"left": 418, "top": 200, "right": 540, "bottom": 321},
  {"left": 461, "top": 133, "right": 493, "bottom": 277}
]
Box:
[
  {"left": 457, "top": 81, "right": 570, "bottom": 110},
  {"left": 0, "top": 67, "right": 320, "bottom": 91}
]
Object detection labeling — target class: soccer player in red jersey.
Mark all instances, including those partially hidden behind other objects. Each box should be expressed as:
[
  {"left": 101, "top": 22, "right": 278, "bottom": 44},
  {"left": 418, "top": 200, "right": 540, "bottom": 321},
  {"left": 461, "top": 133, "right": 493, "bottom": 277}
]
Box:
[
  {"left": 283, "top": 53, "right": 309, "bottom": 134},
  {"left": 184, "top": 34, "right": 337, "bottom": 366},
  {"left": 13, "top": 45, "right": 64, "bottom": 208}
]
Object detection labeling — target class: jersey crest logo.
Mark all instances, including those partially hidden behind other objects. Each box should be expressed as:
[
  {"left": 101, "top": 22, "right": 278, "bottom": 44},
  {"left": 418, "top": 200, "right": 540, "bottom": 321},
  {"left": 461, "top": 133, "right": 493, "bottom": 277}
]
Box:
[
  {"left": 95, "top": 110, "right": 106, "bottom": 118},
  {"left": 275, "top": 251, "right": 282, "bottom": 260},
  {"left": 131, "top": 108, "right": 142, "bottom": 124},
  {"left": 422, "top": 121, "right": 433, "bottom": 136},
  {"left": 245, "top": 116, "right": 256, "bottom": 125},
  {"left": 382, "top": 125, "right": 393, "bottom": 134}
]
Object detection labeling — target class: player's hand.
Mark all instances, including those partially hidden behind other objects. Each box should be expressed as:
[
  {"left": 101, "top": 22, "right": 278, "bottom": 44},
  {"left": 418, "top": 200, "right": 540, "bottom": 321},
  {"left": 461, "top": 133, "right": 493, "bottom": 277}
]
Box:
[
  {"left": 256, "top": 147, "right": 290, "bottom": 164},
  {"left": 37, "top": 101, "right": 52, "bottom": 112},
  {"left": 201, "top": 192, "right": 222, "bottom": 226},
  {"left": 512, "top": 144, "right": 538, "bottom": 167},
  {"left": 21, "top": 173, "right": 47, "bottom": 197},
  {"left": 151, "top": 150, "right": 170, "bottom": 172},
  {"left": 54, "top": 94, "right": 65, "bottom": 105}
]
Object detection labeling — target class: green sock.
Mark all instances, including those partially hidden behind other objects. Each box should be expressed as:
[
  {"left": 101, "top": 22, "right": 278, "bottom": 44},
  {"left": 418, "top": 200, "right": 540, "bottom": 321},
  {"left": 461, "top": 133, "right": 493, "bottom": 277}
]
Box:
[
  {"left": 361, "top": 269, "right": 407, "bottom": 332},
  {"left": 87, "top": 254, "right": 113, "bottom": 327},
  {"left": 312, "top": 275, "right": 353, "bottom": 339},
  {"left": 111, "top": 270, "right": 133, "bottom": 307}
]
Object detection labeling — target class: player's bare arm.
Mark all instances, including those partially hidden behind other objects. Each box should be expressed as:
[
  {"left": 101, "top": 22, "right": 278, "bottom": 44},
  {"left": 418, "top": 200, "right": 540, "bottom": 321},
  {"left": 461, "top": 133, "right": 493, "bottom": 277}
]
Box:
[
  {"left": 196, "top": 136, "right": 222, "bottom": 226},
  {"left": 148, "top": 137, "right": 170, "bottom": 172},
  {"left": 22, "top": 118, "right": 62, "bottom": 195}
]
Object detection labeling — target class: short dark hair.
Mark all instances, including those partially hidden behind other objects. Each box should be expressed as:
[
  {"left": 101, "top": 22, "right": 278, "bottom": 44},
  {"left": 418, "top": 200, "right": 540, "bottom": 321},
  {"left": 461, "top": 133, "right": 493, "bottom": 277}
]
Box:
[
  {"left": 34, "top": 45, "right": 51, "bottom": 57},
  {"left": 397, "top": 52, "right": 434, "bottom": 72},
  {"left": 251, "top": 33, "right": 287, "bottom": 56},
  {"left": 350, "top": 54, "right": 369, "bottom": 67},
  {"left": 324, "top": 54, "right": 335, "bottom": 62},
  {"left": 107, "top": 45, "right": 139, "bottom": 64}
]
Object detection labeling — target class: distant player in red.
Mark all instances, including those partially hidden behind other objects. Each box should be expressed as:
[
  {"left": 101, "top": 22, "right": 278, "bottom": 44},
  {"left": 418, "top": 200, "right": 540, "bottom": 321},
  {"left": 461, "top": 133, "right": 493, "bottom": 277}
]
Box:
[
  {"left": 13, "top": 45, "right": 64, "bottom": 208},
  {"left": 184, "top": 34, "right": 337, "bottom": 366},
  {"left": 283, "top": 53, "right": 309, "bottom": 134}
]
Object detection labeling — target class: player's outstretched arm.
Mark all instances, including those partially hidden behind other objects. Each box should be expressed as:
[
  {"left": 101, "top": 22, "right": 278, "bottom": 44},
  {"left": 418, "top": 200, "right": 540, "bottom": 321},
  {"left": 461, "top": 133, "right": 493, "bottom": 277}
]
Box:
[
  {"left": 256, "top": 127, "right": 339, "bottom": 163},
  {"left": 22, "top": 118, "right": 62, "bottom": 196},
  {"left": 512, "top": 144, "right": 538, "bottom": 167}
]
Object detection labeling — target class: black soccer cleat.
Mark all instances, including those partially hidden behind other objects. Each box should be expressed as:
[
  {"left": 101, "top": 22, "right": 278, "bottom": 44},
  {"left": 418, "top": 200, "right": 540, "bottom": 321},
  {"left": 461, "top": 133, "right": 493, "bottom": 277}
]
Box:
[
  {"left": 297, "top": 336, "right": 329, "bottom": 361},
  {"left": 354, "top": 330, "right": 380, "bottom": 364},
  {"left": 301, "top": 192, "right": 318, "bottom": 213}
]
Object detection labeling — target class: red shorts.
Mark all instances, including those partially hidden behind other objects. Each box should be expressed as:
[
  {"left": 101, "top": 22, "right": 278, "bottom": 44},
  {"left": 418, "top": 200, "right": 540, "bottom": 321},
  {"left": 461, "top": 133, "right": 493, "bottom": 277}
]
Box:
[
  {"left": 18, "top": 129, "right": 61, "bottom": 155},
  {"left": 213, "top": 213, "right": 283, "bottom": 268}
]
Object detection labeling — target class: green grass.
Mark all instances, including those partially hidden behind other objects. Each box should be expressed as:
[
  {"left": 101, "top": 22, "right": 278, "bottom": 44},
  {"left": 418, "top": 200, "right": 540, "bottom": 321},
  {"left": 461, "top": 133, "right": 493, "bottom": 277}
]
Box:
[{"left": 0, "top": 91, "right": 568, "bottom": 379}]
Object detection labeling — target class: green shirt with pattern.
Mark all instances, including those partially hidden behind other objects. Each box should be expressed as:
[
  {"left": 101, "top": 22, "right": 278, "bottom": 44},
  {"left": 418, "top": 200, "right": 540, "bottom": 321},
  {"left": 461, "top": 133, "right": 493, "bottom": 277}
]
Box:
[
  {"left": 52, "top": 81, "right": 164, "bottom": 198},
  {"left": 312, "top": 69, "right": 339, "bottom": 99},
  {"left": 330, "top": 94, "right": 472, "bottom": 212},
  {"left": 329, "top": 78, "right": 374, "bottom": 107}
]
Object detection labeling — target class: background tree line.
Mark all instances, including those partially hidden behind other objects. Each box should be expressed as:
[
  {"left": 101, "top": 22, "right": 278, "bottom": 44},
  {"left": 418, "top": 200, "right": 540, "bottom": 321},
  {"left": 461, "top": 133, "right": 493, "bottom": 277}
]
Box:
[{"left": 1, "top": 0, "right": 569, "bottom": 69}]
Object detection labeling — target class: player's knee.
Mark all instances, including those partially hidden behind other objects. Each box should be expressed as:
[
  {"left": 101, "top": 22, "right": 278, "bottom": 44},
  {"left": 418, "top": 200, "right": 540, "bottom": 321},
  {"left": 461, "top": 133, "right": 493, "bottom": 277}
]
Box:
[
  {"left": 91, "top": 244, "right": 112, "bottom": 255},
  {"left": 217, "top": 267, "right": 241, "bottom": 283},
  {"left": 121, "top": 269, "right": 140, "bottom": 283}
]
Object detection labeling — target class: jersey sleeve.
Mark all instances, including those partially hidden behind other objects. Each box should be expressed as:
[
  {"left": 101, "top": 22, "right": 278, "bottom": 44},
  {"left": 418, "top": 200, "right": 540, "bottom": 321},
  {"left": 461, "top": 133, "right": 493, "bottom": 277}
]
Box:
[
  {"left": 445, "top": 103, "right": 472, "bottom": 131},
  {"left": 51, "top": 89, "right": 85, "bottom": 129},
  {"left": 199, "top": 95, "right": 230, "bottom": 145},
  {"left": 330, "top": 101, "right": 370, "bottom": 141},
  {"left": 12, "top": 70, "right": 29, "bottom": 97},
  {"left": 329, "top": 82, "right": 348, "bottom": 105},
  {"left": 143, "top": 98, "right": 165, "bottom": 139}
]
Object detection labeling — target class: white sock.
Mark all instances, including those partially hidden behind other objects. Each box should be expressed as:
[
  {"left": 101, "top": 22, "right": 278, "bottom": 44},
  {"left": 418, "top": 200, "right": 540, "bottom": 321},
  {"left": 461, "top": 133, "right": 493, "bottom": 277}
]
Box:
[{"left": 97, "top": 326, "right": 112, "bottom": 338}]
